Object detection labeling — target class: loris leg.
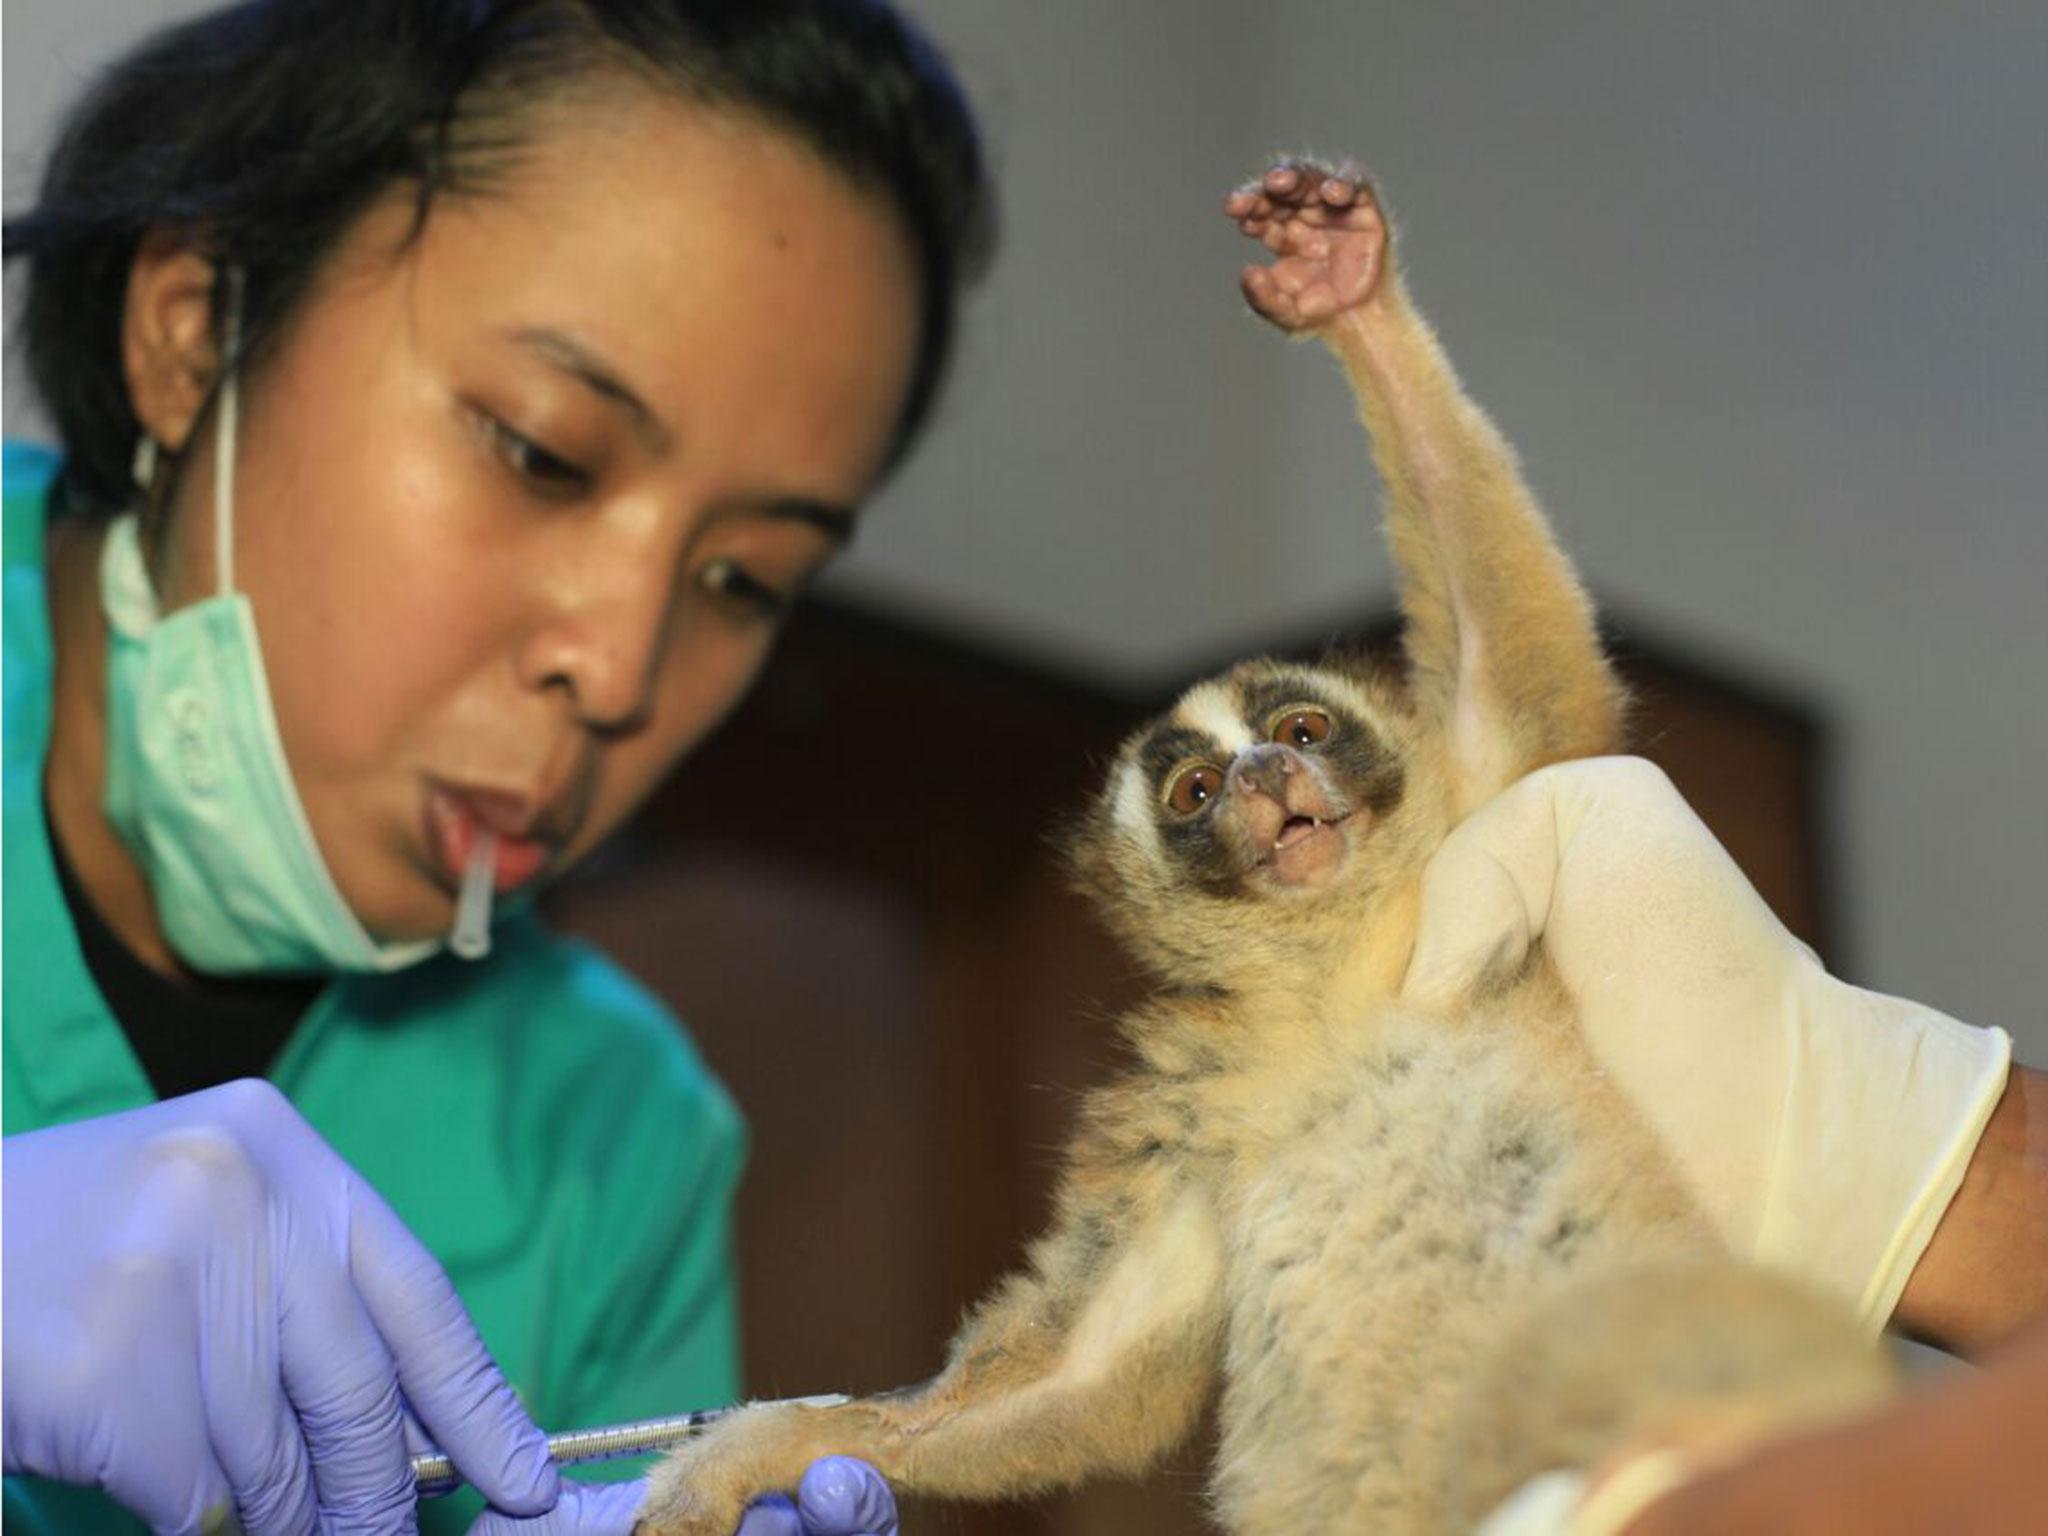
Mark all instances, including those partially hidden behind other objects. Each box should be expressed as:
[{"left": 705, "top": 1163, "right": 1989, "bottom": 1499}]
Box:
[
  {"left": 1227, "top": 164, "right": 1622, "bottom": 810},
  {"left": 636, "top": 1166, "right": 1224, "bottom": 1535}
]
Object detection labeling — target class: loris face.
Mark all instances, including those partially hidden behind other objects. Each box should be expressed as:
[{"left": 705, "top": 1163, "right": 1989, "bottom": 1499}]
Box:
[
  {"left": 1118, "top": 659, "right": 1407, "bottom": 895},
  {"left": 1070, "top": 658, "right": 1420, "bottom": 983}
]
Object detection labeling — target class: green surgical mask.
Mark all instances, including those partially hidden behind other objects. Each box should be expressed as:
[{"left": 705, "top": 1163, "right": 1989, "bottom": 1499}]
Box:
[{"left": 100, "top": 271, "right": 441, "bottom": 975}]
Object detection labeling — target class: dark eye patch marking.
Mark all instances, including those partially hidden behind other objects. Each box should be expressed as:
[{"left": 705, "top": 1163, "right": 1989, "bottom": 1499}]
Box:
[
  {"left": 1341, "top": 733, "right": 1406, "bottom": 817},
  {"left": 1119, "top": 722, "right": 1252, "bottom": 896},
  {"left": 1156, "top": 811, "right": 1246, "bottom": 897},
  {"left": 1134, "top": 722, "right": 1253, "bottom": 894},
  {"left": 1137, "top": 725, "right": 1228, "bottom": 793},
  {"left": 1238, "top": 674, "right": 1339, "bottom": 732}
]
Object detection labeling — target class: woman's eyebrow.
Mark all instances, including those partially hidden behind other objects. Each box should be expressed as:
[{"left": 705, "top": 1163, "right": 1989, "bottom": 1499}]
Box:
[
  {"left": 506, "top": 326, "right": 858, "bottom": 542},
  {"left": 506, "top": 326, "right": 673, "bottom": 452},
  {"left": 750, "top": 497, "right": 858, "bottom": 546}
]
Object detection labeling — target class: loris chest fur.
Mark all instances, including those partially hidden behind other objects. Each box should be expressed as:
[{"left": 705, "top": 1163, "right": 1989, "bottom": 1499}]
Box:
[{"left": 1155, "top": 960, "right": 1707, "bottom": 1533}]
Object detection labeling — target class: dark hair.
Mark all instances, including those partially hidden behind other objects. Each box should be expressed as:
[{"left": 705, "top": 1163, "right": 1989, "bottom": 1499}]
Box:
[{"left": 3, "top": 0, "right": 994, "bottom": 514}]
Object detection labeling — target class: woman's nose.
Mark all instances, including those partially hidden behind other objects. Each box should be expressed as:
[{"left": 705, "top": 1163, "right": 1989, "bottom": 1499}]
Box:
[{"left": 516, "top": 522, "right": 679, "bottom": 731}]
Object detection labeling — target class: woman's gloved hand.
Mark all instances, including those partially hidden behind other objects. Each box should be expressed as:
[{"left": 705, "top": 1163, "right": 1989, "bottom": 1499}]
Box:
[
  {"left": 471, "top": 1457, "right": 898, "bottom": 1536},
  {"left": 2, "top": 1079, "right": 564, "bottom": 1534},
  {"left": 732, "top": 1457, "right": 898, "bottom": 1536},
  {"left": 1400, "top": 756, "right": 2011, "bottom": 1326}
]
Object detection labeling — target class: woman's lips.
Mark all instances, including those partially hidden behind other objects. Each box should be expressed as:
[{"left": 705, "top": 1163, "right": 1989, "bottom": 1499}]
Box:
[{"left": 424, "top": 785, "right": 554, "bottom": 894}]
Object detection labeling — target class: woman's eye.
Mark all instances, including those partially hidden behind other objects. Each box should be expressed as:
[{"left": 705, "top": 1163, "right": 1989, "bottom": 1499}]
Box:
[
  {"left": 1271, "top": 708, "right": 1332, "bottom": 748},
  {"left": 1164, "top": 763, "right": 1224, "bottom": 816},
  {"left": 697, "top": 558, "right": 790, "bottom": 620},
  {"left": 485, "top": 417, "right": 591, "bottom": 494}
]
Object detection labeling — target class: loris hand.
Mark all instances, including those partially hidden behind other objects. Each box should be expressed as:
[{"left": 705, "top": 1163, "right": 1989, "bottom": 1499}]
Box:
[
  {"left": 1399, "top": 756, "right": 2015, "bottom": 1337},
  {"left": 1225, "top": 160, "right": 1391, "bottom": 331}
]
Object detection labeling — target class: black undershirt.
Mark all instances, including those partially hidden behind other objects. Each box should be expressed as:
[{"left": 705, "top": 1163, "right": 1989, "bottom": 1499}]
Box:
[{"left": 45, "top": 797, "right": 322, "bottom": 1098}]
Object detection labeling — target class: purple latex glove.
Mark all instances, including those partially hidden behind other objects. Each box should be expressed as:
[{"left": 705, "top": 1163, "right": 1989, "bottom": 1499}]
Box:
[
  {"left": 734, "top": 1457, "right": 898, "bottom": 1536},
  {"left": 469, "top": 1459, "right": 898, "bottom": 1536},
  {"left": 2, "top": 1080, "right": 561, "bottom": 1534}
]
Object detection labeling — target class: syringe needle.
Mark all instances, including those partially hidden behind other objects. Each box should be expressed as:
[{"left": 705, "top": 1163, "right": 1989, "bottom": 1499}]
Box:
[{"left": 411, "top": 1394, "right": 853, "bottom": 1498}]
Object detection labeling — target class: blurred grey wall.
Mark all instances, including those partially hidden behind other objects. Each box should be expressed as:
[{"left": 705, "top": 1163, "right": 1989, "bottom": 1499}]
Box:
[{"left": 8, "top": 2, "right": 2044, "bottom": 1064}]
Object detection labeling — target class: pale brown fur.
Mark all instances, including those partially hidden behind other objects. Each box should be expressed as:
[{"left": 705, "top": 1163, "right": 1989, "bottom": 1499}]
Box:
[{"left": 636, "top": 165, "right": 1887, "bottom": 1536}]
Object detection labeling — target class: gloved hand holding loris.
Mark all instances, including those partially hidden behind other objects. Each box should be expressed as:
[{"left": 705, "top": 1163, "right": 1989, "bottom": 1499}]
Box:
[{"left": 1402, "top": 753, "right": 2035, "bottom": 1346}]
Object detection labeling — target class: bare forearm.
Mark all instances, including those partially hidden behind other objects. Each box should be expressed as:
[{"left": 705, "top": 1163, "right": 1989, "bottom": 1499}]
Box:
[
  {"left": 1626, "top": 1311, "right": 2048, "bottom": 1534},
  {"left": 1895, "top": 1062, "right": 2048, "bottom": 1355}
]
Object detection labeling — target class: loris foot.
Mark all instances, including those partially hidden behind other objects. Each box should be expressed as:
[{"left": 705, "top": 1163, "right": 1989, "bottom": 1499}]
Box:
[
  {"left": 1224, "top": 160, "right": 1391, "bottom": 332},
  {"left": 635, "top": 1401, "right": 890, "bottom": 1536}
]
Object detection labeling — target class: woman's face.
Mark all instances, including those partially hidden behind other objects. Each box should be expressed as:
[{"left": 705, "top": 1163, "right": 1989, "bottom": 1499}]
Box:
[{"left": 145, "top": 91, "right": 920, "bottom": 941}]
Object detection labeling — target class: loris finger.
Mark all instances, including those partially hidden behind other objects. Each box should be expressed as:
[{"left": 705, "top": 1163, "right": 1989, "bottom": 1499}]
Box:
[
  {"left": 1262, "top": 163, "right": 1308, "bottom": 199},
  {"left": 1262, "top": 159, "right": 1372, "bottom": 216},
  {"left": 1300, "top": 184, "right": 1384, "bottom": 237},
  {"left": 1319, "top": 159, "right": 1369, "bottom": 204},
  {"left": 1240, "top": 264, "right": 1284, "bottom": 312},
  {"left": 1270, "top": 261, "right": 1349, "bottom": 325},
  {"left": 1223, "top": 187, "right": 1268, "bottom": 220},
  {"left": 1240, "top": 265, "right": 1303, "bottom": 329},
  {"left": 1261, "top": 160, "right": 1346, "bottom": 209},
  {"left": 1226, "top": 189, "right": 1286, "bottom": 247}
]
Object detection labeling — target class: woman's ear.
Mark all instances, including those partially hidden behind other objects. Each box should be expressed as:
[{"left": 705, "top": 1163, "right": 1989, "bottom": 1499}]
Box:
[{"left": 122, "top": 232, "right": 222, "bottom": 453}]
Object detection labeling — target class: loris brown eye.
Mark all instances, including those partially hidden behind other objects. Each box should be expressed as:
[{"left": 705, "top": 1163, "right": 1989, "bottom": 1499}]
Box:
[
  {"left": 1271, "top": 708, "right": 1332, "bottom": 748},
  {"left": 1165, "top": 763, "right": 1224, "bottom": 816}
]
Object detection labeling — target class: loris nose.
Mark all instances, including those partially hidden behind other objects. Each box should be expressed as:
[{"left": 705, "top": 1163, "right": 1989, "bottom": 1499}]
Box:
[{"left": 1233, "top": 743, "right": 1296, "bottom": 802}]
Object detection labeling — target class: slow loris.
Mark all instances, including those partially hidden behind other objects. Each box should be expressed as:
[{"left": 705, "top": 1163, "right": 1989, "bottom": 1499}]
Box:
[{"left": 638, "top": 162, "right": 1890, "bottom": 1536}]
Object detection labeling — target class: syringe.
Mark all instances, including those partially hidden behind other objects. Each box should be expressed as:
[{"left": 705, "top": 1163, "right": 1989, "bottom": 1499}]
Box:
[{"left": 411, "top": 1395, "right": 852, "bottom": 1499}]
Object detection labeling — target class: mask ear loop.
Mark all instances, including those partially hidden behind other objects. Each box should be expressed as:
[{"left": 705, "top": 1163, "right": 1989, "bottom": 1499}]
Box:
[
  {"left": 215, "top": 266, "right": 246, "bottom": 599},
  {"left": 130, "top": 435, "right": 159, "bottom": 494}
]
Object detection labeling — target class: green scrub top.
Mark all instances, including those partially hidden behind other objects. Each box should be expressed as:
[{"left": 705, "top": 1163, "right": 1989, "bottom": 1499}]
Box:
[{"left": 2, "top": 442, "right": 746, "bottom": 1534}]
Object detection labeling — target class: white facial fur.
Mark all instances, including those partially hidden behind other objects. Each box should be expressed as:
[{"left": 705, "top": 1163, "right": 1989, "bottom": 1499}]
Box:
[
  {"left": 1110, "top": 757, "right": 1162, "bottom": 859},
  {"left": 1174, "top": 681, "right": 1258, "bottom": 758}
]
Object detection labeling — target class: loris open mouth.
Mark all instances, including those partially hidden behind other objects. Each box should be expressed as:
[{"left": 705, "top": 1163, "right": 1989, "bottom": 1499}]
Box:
[
  {"left": 1274, "top": 814, "right": 1325, "bottom": 849},
  {"left": 1261, "top": 812, "right": 1352, "bottom": 886}
]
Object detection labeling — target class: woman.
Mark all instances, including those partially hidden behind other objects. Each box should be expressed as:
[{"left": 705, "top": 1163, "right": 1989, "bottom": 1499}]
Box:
[{"left": 1, "top": 1, "right": 991, "bottom": 1532}]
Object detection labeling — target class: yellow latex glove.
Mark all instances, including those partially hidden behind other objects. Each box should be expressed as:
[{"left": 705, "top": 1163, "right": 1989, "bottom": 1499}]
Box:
[{"left": 1401, "top": 756, "right": 2010, "bottom": 1329}]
